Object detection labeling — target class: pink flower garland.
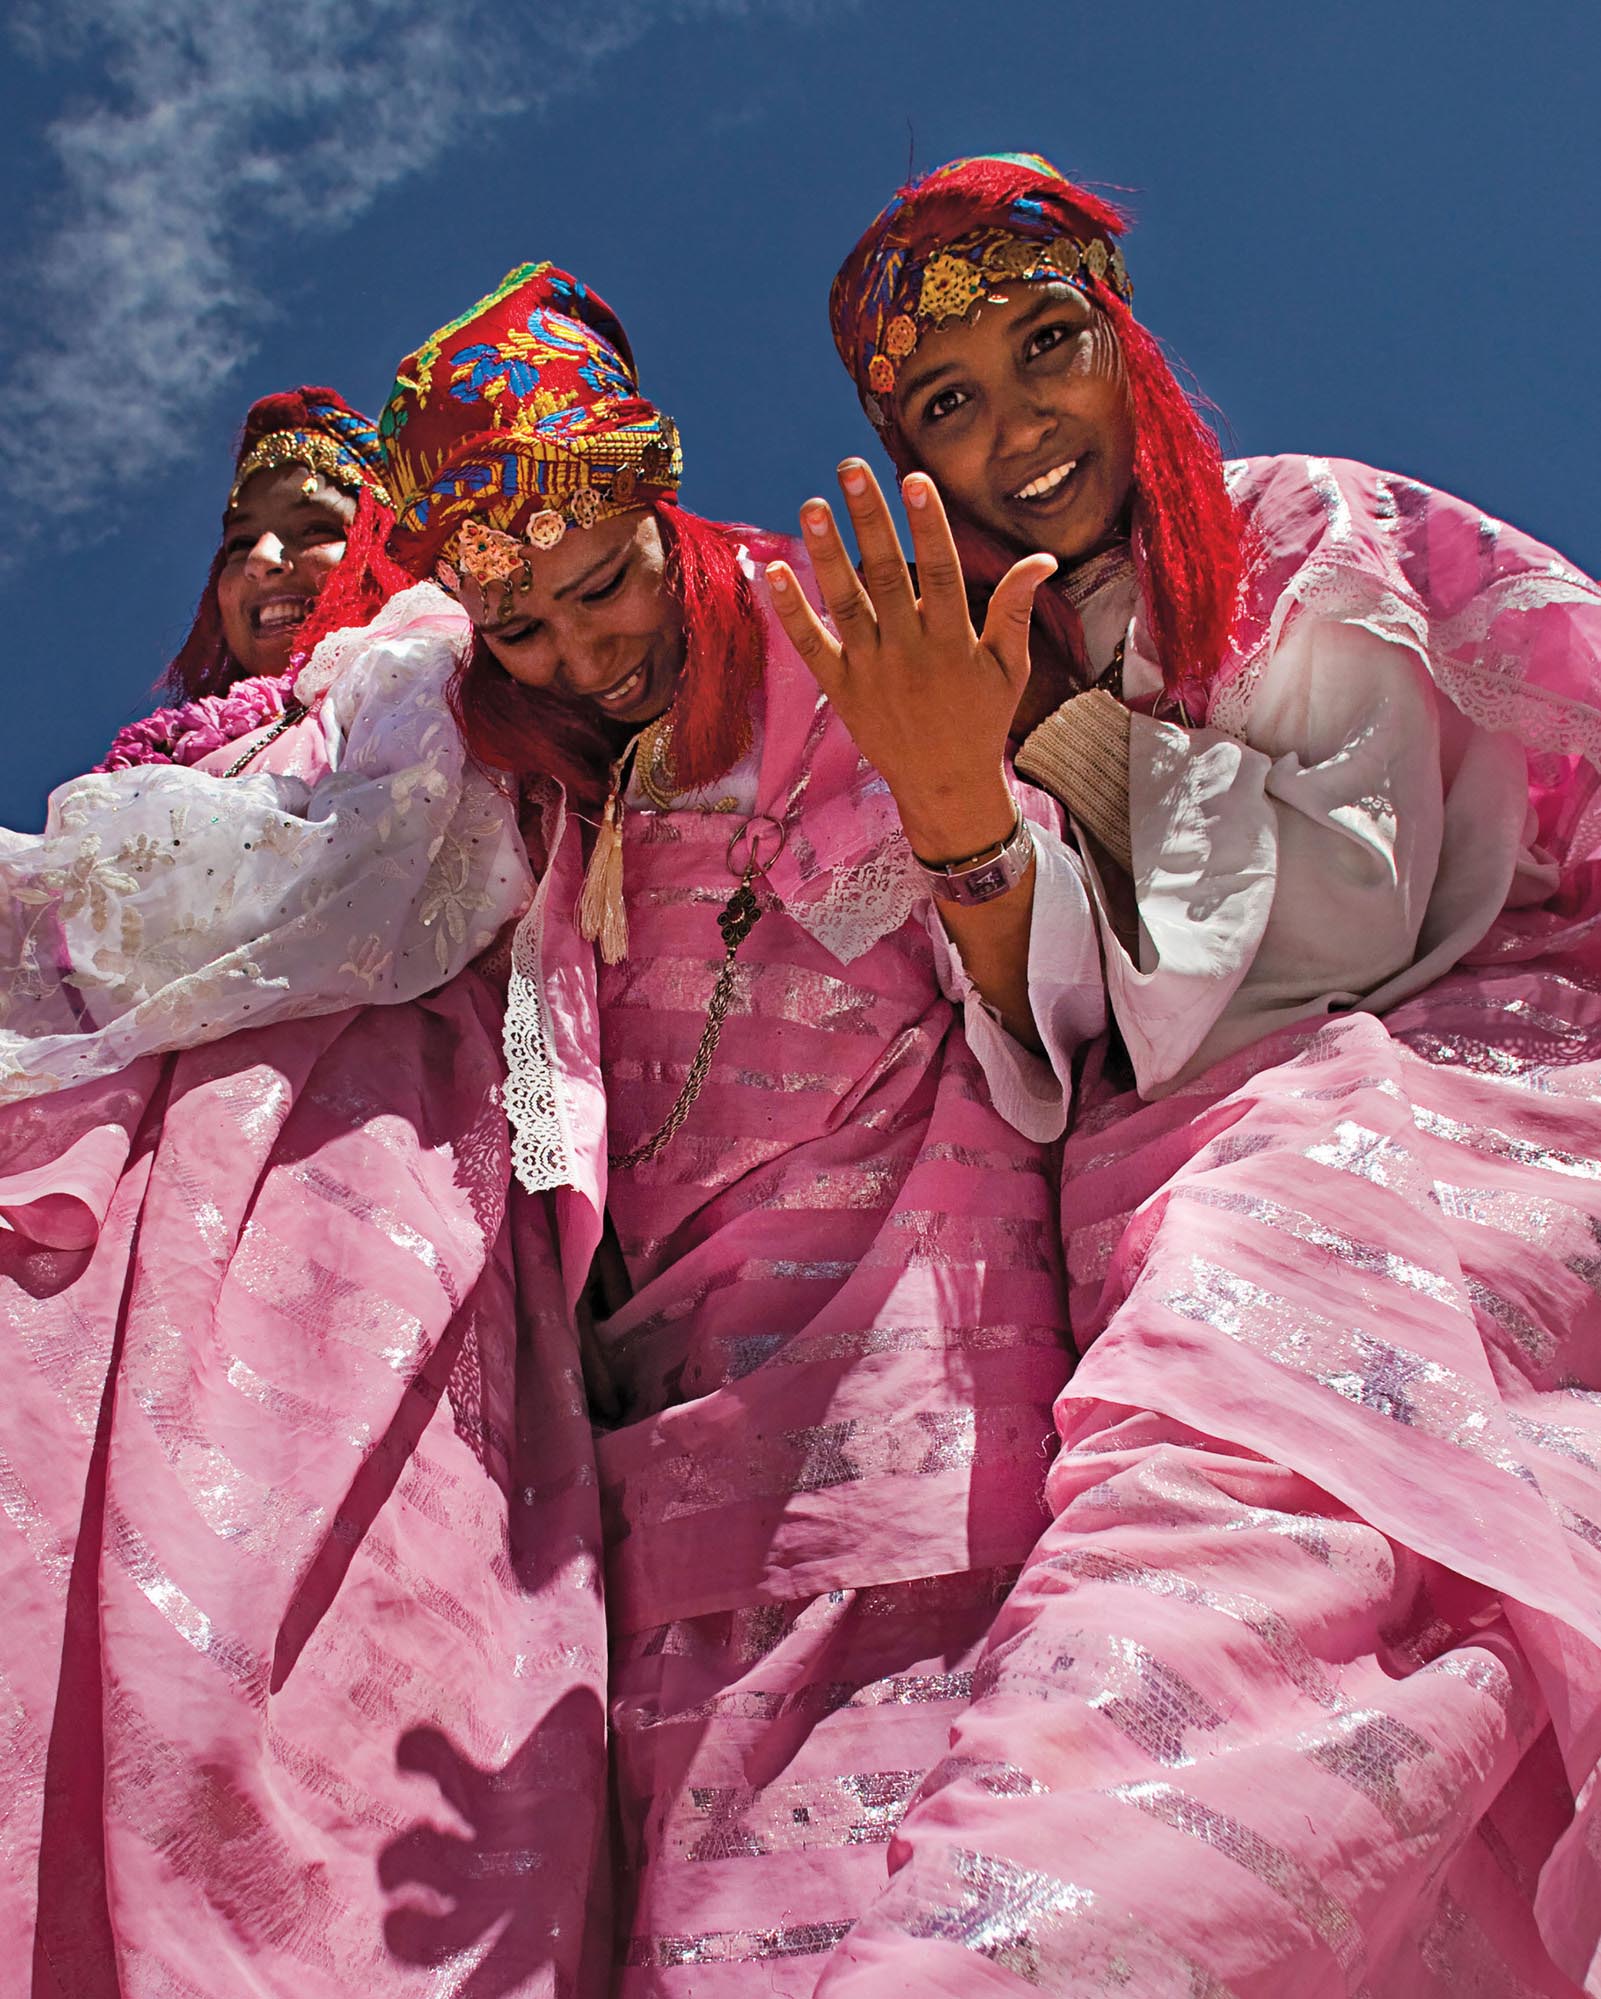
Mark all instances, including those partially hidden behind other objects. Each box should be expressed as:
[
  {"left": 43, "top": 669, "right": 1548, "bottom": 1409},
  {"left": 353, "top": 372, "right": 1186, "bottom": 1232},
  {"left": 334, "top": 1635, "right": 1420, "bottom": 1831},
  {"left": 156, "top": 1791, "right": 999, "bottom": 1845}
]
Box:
[{"left": 96, "top": 673, "right": 295, "bottom": 772}]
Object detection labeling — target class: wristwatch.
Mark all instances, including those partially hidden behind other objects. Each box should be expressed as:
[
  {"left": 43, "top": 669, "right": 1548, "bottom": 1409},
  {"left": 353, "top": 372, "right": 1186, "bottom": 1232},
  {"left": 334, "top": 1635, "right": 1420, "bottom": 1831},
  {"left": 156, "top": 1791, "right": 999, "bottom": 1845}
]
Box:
[{"left": 913, "top": 808, "right": 1035, "bottom": 906}]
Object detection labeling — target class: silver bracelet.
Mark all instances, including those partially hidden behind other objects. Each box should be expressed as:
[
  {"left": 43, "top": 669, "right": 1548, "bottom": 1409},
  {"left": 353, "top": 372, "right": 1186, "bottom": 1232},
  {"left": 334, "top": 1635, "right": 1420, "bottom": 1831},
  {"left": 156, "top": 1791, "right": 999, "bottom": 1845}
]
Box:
[{"left": 914, "top": 809, "right": 1035, "bottom": 906}]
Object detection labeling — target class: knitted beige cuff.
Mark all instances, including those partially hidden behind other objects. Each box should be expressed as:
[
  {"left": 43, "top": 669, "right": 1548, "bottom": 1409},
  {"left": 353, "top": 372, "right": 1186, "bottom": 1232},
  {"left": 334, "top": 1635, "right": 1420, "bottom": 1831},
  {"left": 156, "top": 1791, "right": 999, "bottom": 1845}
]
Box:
[{"left": 1016, "top": 688, "right": 1134, "bottom": 874}]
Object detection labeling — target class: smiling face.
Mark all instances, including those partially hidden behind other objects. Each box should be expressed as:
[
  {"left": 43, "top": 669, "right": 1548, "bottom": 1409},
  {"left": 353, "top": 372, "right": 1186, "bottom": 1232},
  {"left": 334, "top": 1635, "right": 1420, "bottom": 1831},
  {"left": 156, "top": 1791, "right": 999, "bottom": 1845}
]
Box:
[
  {"left": 216, "top": 465, "right": 357, "bottom": 676},
  {"left": 892, "top": 280, "right": 1137, "bottom": 567},
  {"left": 467, "top": 508, "right": 686, "bottom": 727}
]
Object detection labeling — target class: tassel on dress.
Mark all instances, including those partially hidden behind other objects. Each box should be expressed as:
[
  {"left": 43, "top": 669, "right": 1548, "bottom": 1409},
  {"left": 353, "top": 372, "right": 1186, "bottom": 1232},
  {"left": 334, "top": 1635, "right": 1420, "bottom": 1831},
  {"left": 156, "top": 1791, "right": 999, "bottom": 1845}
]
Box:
[{"left": 578, "top": 771, "right": 630, "bottom": 964}]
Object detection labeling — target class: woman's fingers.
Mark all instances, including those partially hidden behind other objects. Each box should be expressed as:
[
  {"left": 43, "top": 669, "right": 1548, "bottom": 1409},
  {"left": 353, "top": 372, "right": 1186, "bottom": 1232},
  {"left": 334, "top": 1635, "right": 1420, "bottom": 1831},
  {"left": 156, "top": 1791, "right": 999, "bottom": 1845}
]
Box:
[
  {"left": 980, "top": 552, "right": 1059, "bottom": 690},
  {"left": 900, "top": 473, "right": 973, "bottom": 641},
  {"left": 799, "top": 498, "right": 879, "bottom": 658},
  {"left": 835, "top": 459, "right": 919, "bottom": 642},
  {"left": 764, "top": 560, "right": 845, "bottom": 693}
]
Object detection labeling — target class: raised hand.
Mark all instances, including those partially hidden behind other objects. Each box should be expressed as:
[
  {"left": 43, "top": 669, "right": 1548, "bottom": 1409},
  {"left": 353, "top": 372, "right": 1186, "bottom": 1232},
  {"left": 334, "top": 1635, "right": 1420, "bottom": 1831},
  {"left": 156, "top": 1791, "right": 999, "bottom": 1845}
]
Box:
[{"left": 765, "top": 457, "right": 1056, "bottom": 866}]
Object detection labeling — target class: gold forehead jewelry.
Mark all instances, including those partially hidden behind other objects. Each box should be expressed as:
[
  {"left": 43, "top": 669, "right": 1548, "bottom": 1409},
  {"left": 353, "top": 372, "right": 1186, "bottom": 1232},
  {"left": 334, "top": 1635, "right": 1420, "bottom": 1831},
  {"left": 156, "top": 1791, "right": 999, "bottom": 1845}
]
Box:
[
  {"left": 864, "top": 230, "right": 1132, "bottom": 408},
  {"left": 229, "top": 430, "right": 393, "bottom": 511},
  {"left": 427, "top": 416, "right": 682, "bottom": 598}
]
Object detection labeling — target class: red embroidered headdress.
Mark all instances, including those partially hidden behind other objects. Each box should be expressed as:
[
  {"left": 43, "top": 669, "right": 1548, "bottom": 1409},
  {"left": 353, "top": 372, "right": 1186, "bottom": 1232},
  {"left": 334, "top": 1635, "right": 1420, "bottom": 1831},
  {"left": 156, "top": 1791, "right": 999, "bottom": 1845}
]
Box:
[
  {"left": 378, "top": 263, "right": 761, "bottom": 809},
  {"left": 381, "top": 263, "right": 683, "bottom": 591},
  {"left": 831, "top": 152, "right": 1243, "bottom": 700},
  {"left": 165, "top": 385, "right": 409, "bottom": 704}
]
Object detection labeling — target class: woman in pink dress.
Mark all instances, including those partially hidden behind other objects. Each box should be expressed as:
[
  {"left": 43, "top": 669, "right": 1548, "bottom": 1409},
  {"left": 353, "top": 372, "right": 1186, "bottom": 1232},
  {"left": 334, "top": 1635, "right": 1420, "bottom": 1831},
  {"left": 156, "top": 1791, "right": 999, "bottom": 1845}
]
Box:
[
  {"left": 1, "top": 392, "right": 609, "bottom": 1995},
  {"left": 375, "top": 261, "right": 1109, "bottom": 1996},
  {"left": 811, "top": 151, "right": 1601, "bottom": 1993}
]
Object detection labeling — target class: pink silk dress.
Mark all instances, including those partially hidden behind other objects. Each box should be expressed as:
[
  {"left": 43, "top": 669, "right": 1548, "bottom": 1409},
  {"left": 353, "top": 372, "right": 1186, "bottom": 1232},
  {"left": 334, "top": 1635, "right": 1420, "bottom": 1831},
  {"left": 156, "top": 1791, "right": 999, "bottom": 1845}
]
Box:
[
  {"left": 817, "top": 462, "right": 1601, "bottom": 1995},
  {"left": 499, "top": 547, "right": 1106, "bottom": 1997},
  {"left": 0, "top": 590, "right": 611, "bottom": 1998}
]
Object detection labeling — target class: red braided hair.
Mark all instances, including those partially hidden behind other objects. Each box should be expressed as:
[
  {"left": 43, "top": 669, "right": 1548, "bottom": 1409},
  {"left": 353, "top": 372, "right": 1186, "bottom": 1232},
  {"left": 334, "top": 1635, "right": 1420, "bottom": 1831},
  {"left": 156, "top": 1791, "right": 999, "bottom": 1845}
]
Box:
[
  {"left": 166, "top": 547, "right": 233, "bottom": 700},
  {"left": 287, "top": 488, "right": 415, "bottom": 671},
  {"left": 447, "top": 504, "right": 768, "bottom": 811},
  {"left": 1100, "top": 287, "right": 1243, "bottom": 705},
  {"left": 166, "top": 385, "right": 405, "bottom": 700},
  {"left": 831, "top": 155, "right": 1245, "bottom": 702}
]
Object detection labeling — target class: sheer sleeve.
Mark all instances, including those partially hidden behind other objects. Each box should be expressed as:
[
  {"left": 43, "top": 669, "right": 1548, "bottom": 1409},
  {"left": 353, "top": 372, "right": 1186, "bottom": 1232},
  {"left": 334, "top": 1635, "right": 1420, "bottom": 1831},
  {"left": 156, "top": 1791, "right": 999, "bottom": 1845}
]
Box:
[{"left": 1, "top": 585, "right": 532, "bottom": 1104}]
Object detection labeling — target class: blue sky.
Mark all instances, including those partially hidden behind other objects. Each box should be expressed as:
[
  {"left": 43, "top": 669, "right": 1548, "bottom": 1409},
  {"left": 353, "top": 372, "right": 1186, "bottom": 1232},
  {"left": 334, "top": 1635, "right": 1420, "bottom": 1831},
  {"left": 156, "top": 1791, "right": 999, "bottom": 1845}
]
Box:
[{"left": 2, "top": 0, "right": 1597, "bottom": 827}]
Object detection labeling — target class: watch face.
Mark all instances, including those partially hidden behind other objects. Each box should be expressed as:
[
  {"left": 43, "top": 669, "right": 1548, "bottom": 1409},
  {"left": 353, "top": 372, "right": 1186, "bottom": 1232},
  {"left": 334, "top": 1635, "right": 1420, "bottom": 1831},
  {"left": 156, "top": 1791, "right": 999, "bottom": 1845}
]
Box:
[{"left": 961, "top": 858, "right": 1011, "bottom": 901}]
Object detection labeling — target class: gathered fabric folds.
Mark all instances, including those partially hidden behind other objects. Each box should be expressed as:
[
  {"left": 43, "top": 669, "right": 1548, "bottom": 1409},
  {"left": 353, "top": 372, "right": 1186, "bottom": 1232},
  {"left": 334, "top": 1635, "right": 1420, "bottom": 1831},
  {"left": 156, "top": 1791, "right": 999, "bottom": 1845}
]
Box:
[
  {"left": 0, "top": 974, "right": 609, "bottom": 1998},
  {"left": 0, "top": 592, "right": 607, "bottom": 1997},
  {"left": 597, "top": 810, "right": 1069, "bottom": 1997},
  {"left": 0, "top": 583, "right": 529, "bottom": 1106},
  {"left": 484, "top": 560, "right": 1102, "bottom": 1996},
  {"left": 825, "top": 990, "right": 1601, "bottom": 1995},
  {"left": 817, "top": 464, "right": 1601, "bottom": 1994}
]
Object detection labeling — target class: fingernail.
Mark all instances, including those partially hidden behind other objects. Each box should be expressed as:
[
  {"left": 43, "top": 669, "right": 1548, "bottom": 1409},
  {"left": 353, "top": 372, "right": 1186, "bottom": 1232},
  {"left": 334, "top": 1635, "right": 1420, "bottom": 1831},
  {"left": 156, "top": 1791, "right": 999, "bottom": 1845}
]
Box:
[
  {"left": 803, "top": 506, "right": 830, "bottom": 537},
  {"left": 903, "top": 474, "right": 930, "bottom": 509},
  {"left": 837, "top": 460, "right": 868, "bottom": 495},
  {"left": 766, "top": 563, "right": 790, "bottom": 593}
]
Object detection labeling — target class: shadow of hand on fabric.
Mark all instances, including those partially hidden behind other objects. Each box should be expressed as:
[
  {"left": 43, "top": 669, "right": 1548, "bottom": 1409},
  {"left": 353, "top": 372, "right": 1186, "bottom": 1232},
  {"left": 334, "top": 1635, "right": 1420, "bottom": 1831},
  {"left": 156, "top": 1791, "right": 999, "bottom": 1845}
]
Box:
[{"left": 380, "top": 1688, "right": 606, "bottom": 1999}]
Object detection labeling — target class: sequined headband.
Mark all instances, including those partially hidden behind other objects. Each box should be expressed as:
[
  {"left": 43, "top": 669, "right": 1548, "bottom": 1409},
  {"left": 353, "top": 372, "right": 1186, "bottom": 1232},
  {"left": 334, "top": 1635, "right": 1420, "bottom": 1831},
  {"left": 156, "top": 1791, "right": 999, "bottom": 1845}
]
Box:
[
  {"left": 430, "top": 417, "right": 683, "bottom": 595},
  {"left": 228, "top": 428, "right": 394, "bottom": 511},
  {"left": 857, "top": 225, "right": 1132, "bottom": 427}
]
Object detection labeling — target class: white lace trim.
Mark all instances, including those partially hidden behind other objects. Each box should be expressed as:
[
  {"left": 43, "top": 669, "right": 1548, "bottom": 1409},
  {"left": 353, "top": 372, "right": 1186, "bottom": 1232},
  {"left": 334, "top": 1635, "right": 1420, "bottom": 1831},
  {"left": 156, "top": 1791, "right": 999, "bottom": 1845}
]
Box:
[
  {"left": 1205, "top": 664, "right": 1260, "bottom": 742},
  {"left": 502, "top": 796, "right": 574, "bottom": 1195},
  {"left": 1430, "top": 573, "right": 1601, "bottom": 768},
  {"left": 1212, "top": 556, "right": 1601, "bottom": 775},
  {"left": 787, "top": 834, "right": 921, "bottom": 964},
  {"left": 295, "top": 581, "right": 465, "bottom": 711},
  {"left": 497, "top": 804, "right": 915, "bottom": 1189}
]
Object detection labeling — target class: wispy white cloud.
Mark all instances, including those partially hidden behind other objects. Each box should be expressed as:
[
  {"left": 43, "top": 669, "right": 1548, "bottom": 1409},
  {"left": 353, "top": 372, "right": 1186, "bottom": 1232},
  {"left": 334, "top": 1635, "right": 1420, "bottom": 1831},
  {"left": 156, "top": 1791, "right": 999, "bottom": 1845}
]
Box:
[{"left": 4, "top": 0, "right": 829, "bottom": 526}]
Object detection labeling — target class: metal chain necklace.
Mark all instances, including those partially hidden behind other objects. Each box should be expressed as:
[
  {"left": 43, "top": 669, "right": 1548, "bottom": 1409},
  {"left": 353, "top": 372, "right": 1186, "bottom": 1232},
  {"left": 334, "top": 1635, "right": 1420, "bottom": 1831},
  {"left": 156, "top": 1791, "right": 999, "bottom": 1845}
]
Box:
[
  {"left": 607, "top": 813, "right": 784, "bottom": 1172},
  {"left": 607, "top": 866, "right": 763, "bottom": 1170},
  {"left": 222, "top": 698, "right": 307, "bottom": 779},
  {"left": 633, "top": 713, "right": 679, "bottom": 812}
]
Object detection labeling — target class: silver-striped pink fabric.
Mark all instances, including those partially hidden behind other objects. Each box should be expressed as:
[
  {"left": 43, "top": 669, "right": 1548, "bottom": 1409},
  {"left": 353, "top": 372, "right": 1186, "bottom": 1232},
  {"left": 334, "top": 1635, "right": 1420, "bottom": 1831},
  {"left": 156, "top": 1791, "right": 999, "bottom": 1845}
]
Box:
[
  {"left": 586, "top": 630, "right": 1074, "bottom": 1994},
  {"left": 815, "top": 465, "right": 1601, "bottom": 1995},
  {"left": 1, "top": 964, "right": 608, "bottom": 1990}
]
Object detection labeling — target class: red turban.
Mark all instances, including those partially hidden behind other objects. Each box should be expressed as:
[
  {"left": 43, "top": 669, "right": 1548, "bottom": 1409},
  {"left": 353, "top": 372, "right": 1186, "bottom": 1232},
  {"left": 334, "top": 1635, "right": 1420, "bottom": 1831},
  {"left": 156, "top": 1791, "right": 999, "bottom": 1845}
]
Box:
[{"left": 379, "top": 263, "right": 682, "bottom": 592}]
